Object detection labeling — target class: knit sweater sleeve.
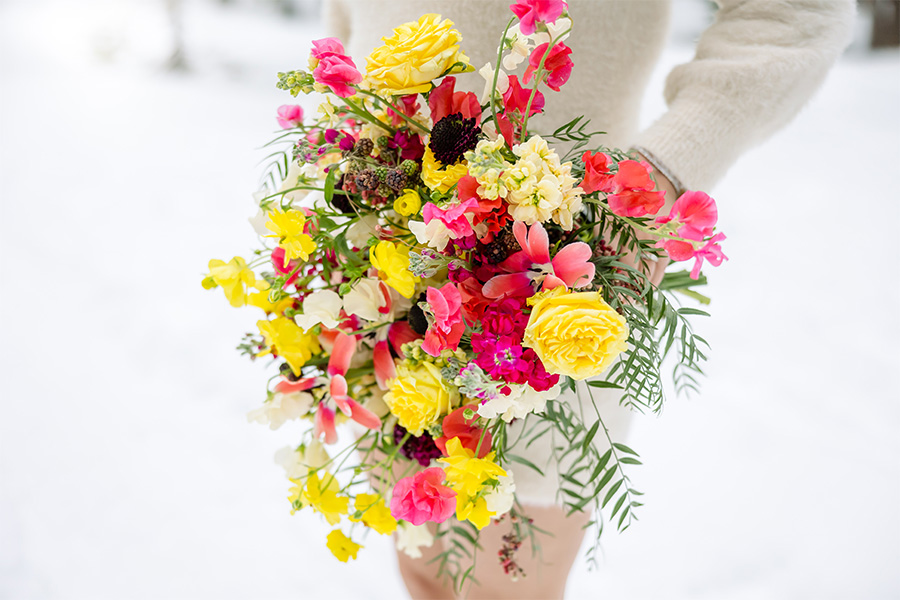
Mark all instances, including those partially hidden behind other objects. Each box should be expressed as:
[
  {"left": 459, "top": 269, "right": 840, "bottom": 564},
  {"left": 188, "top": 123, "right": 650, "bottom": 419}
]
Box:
[{"left": 632, "top": 0, "right": 855, "bottom": 192}]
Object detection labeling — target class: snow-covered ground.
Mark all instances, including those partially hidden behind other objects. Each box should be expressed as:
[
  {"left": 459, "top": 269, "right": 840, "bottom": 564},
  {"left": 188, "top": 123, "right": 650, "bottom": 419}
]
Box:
[{"left": 1, "top": 1, "right": 898, "bottom": 598}]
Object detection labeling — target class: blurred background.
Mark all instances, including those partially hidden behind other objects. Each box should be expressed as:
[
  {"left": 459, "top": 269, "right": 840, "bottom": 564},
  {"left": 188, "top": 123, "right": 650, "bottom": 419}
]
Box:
[{"left": 1, "top": 0, "right": 898, "bottom": 598}]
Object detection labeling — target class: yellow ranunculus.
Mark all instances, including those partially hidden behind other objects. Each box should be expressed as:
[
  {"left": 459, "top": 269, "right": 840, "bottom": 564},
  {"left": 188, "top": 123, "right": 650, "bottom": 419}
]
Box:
[
  {"left": 326, "top": 529, "right": 362, "bottom": 562},
  {"left": 384, "top": 361, "right": 453, "bottom": 436},
  {"left": 203, "top": 257, "right": 268, "bottom": 308},
  {"left": 257, "top": 316, "right": 321, "bottom": 376},
  {"left": 523, "top": 288, "right": 629, "bottom": 380},
  {"left": 369, "top": 241, "right": 419, "bottom": 299},
  {"left": 421, "top": 147, "right": 468, "bottom": 193},
  {"left": 364, "top": 13, "right": 473, "bottom": 96},
  {"left": 349, "top": 493, "right": 397, "bottom": 535},
  {"left": 393, "top": 189, "right": 422, "bottom": 217}
]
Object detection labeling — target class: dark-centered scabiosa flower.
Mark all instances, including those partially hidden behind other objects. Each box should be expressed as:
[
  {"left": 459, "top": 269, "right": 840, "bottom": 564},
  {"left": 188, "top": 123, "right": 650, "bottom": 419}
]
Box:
[{"left": 428, "top": 112, "right": 480, "bottom": 165}]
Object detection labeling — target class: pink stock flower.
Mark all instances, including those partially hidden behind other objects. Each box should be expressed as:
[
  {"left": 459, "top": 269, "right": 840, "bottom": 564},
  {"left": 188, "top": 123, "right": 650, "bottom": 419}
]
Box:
[
  {"left": 502, "top": 75, "right": 545, "bottom": 117},
  {"left": 309, "top": 37, "right": 361, "bottom": 98},
  {"left": 390, "top": 467, "right": 457, "bottom": 526},
  {"left": 523, "top": 42, "right": 573, "bottom": 92},
  {"left": 276, "top": 105, "right": 304, "bottom": 129},
  {"left": 659, "top": 232, "right": 728, "bottom": 280},
  {"left": 656, "top": 190, "right": 718, "bottom": 238},
  {"left": 429, "top": 77, "right": 482, "bottom": 125},
  {"left": 580, "top": 150, "right": 616, "bottom": 194},
  {"left": 607, "top": 160, "right": 666, "bottom": 217},
  {"left": 510, "top": 0, "right": 568, "bottom": 35},
  {"left": 483, "top": 221, "right": 595, "bottom": 298},
  {"left": 422, "top": 283, "right": 465, "bottom": 357}
]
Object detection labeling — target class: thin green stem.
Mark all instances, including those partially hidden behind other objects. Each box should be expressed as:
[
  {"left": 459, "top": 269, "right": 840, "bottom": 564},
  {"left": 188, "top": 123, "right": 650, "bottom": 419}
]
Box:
[
  {"left": 355, "top": 88, "right": 431, "bottom": 134},
  {"left": 491, "top": 17, "right": 518, "bottom": 137},
  {"left": 522, "top": 28, "right": 571, "bottom": 136}
]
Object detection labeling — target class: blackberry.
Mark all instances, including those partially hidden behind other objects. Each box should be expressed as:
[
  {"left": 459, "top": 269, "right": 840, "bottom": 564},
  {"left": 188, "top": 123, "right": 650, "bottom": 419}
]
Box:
[
  {"left": 354, "top": 138, "right": 374, "bottom": 157},
  {"left": 376, "top": 183, "right": 393, "bottom": 198},
  {"left": 355, "top": 169, "right": 379, "bottom": 191},
  {"left": 407, "top": 293, "right": 429, "bottom": 335},
  {"left": 374, "top": 166, "right": 388, "bottom": 182},
  {"left": 482, "top": 227, "right": 521, "bottom": 264},
  {"left": 429, "top": 112, "right": 480, "bottom": 165},
  {"left": 400, "top": 159, "right": 419, "bottom": 177},
  {"left": 385, "top": 168, "right": 407, "bottom": 191},
  {"left": 376, "top": 135, "right": 390, "bottom": 148}
]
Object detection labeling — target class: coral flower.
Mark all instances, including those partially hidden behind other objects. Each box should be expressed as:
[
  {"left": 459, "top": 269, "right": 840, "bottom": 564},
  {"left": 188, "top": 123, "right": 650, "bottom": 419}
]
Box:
[
  {"left": 483, "top": 221, "right": 595, "bottom": 298},
  {"left": 502, "top": 75, "right": 545, "bottom": 117},
  {"left": 606, "top": 160, "right": 666, "bottom": 217},
  {"left": 434, "top": 405, "right": 493, "bottom": 458},
  {"left": 523, "top": 42, "right": 573, "bottom": 92},
  {"left": 659, "top": 232, "right": 728, "bottom": 280},
  {"left": 390, "top": 467, "right": 457, "bottom": 526},
  {"left": 656, "top": 190, "right": 719, "bottom": 238},
  {"left": 421, "top": 283, "right": 465, "bottom": 357},
  {"left": 429, "top": 76, "right": 482, "bottom": 125},
  {"left": 580, "top": 150, "right": 616, "bottom": 194}
]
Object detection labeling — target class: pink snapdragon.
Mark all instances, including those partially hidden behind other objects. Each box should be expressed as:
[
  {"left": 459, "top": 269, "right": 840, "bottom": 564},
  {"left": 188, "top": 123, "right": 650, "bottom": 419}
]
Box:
[
  {"left": 607, "top": 160, "right": 666, "bottom": 217},
  {"left": 523, "top": 42, "right": 573, "bottom": 92},
  {"left": 390, "top": 468, "right": 457, "bottom": 526},
  {"left": 422, "top": 283, "right": 465, "bottom": 356},
  {"left": 276, "top": 105, "right": 304, "bottom": 129},
  {"left": 309, "top": 37, "right": 361, "bottom": 98},
  {"left": 510, "top": 0, "right": 568, "bottom": 35},
  {"left": 483, "top": 221, "right": 595, "bottom": 298}
]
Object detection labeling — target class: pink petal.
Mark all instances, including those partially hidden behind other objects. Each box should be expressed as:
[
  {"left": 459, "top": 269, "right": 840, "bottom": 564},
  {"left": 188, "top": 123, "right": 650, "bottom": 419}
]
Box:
[
  {"left": 329, "top": 374, "right": 352, "bottom": 416},
  {"left": 499, "top": 250, "right": 533, "bottom": 273},
  {"left": 274, "top": 378, "right": 316, "bottom": 393},
  {"left": 377, "top": 281, "right": 393, "bottom": 314},
  {"left": 541, "top": 274, "right": 567, "bottom": 291},
  {"left": 551, "top": 242, "right": 596, "bottom": 288},
  {"left": 373, "top": 340, "right": 396, "bottom": 390},
  {"left": 483, "top": 273, "right": 535, "bottom": 299},
  {"left": 388, "top": 321, "right": 421, "bottom": 355},
  {"left": 327, "top": 332, "right": 355, "bottom": 377},
  {"left": 525, "top": 221, "right": 552, "bottom": 264},
  {"left": 346, "top": 399, "right": 381, "bottom": 430},
  {"left": 314, "top": 404, "right": 338, "bottom": 445}
]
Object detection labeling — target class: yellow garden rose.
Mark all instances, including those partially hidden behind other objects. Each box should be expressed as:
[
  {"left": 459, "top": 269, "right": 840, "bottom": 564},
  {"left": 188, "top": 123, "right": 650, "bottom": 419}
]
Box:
[
  {"left": 364, "top": 14, "right": 473, "bottom": 96},
  {"left": 523, "top": 288, "right": 629, "bottom": 380},
  {"left": 384, "top": 361, "right": 453, "bottom": 436},
  {"left": 421, "top": 147, "right": 468, "bottom": 193}
]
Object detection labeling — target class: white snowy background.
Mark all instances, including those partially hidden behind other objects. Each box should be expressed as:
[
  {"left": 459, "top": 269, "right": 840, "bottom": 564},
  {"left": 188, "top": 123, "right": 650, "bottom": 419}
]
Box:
[{"left": 1, "top": 0, "right": 898, "bottom": 598}]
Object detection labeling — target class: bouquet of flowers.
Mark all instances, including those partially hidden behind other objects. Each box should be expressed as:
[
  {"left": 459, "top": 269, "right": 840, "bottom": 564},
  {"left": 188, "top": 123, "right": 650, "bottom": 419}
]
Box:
[{"left": 203, "top": 0, "right": 726, "bottom": 586}]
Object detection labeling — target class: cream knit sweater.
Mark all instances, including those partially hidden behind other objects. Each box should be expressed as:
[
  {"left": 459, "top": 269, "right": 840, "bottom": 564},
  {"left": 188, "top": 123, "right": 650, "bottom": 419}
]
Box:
[{"left": 324, "top": 0, "right": 854, "bottom": 505}]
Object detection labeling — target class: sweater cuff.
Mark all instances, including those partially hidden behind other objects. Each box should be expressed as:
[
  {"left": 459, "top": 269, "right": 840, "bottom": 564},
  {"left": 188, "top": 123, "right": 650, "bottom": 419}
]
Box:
[{"left": 631, "top": 91, "right": 750, "bottom": 193}]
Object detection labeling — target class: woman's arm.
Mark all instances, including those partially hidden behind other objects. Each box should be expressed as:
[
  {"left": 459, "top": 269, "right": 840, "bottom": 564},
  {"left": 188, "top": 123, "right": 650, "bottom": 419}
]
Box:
[{"left": 633, "top": 0, "right": 856, "bottom": 192}]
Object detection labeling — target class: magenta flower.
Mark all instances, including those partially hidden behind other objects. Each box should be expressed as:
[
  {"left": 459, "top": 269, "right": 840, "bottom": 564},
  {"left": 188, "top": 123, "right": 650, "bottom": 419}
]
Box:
[
  {"left": 422, "top": 199, "right": 479, "bottom": 240},
  {"left": 483, "top": 221, "right": 595, "bottom": 299},
  {"left": 276, "top": 105, "right": 304, "bottom": 129},
  {"left": 309, "top": 37, "right": 361, "bottom": 98},
  {"left": 659, "top": 232, "right": 728, "bottom": 280},
  {"left": 390, "top": 467, "right": 457, "bottom": 526},
  {"left": 510, "top": 0, "right": 568, "bottom": 35},
  {"left": 523, "top": 42, "right": 573, "bottom": 92},
  {"left": 422, "top": 283, "right": 465, "bottom": 357},
  {"left": 607, "top": 160, "right": 666, "bottom": 217},
  {"left": 656, "top": 190, "right": 719, "bottom": 238}
]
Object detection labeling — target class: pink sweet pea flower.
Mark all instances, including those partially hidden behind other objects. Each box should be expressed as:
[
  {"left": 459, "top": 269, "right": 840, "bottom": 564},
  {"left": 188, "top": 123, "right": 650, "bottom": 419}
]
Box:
[
  {"left": 308, "top": 37, "right": 361, "bottom": 98},
  {"left": 390, "top": 467, "right": 457, "bottom": 526},
  {"left": 580, "top": 150, "right": 616, "bottom": 194},
  {"left": 429, "top": 77, "right": 482, "bottom": 126},
  {"left": 318, "top": 331, "right": 382, "bottom": 436},
  {"left": 523, "top": 42, "right": 573, "bottom": 92},
  {"left": 510, "top": 0, "right": 568, "bottom": 35},
  {"left": 502, "top": 75, "right": 545, "bottom": 117},
  {"left": 276, "top": 105, "right": 304, "bottom": 129},
  {"left": 483, "top": 221, "right": 595, "bottom": 298},
  {"left": 310, "top": 37, "right": 346, "bottom": 59},
  {"left": 607, "top": 160, "right": 666, "bottom": 217},
  {"left": 421, "top": 283, "right": 465, "bottom": 357},
  {"left": 659, "top": 232, "right": 728, "bottom": 280},
  {"left": 656, "top": 190, "right": 718, "bottom": 238}
]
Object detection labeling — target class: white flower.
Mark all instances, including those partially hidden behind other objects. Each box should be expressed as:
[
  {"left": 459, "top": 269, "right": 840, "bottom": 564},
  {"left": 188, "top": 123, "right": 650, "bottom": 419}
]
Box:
[
  {"left": 534, "top": 17, "right": 572, "bottom": 46},
  {"left": 294, "top": 289, "right": 343, "bottom": 331},
  {"left": 343, "top": 277, "right": 388, "bottom": 322},
  {"left": 274, "top": 441, "right": 330, "bottom": 479},
  {"left": 247, "top": 391, "right": 315, "bottom": 430},
  {"left": 279, "top": 161, "right": 310, "bottom": 206},
  {"left": 396, "top": 521, "right": 435, "bottom": 559},
  {"left": 249, "top": 190, "right": 271, "bottom": 235},
  {"left": 502, "top": 28, "right": 532, "bottom": 70},
  {"left": 346, "top": 213, "right": 379, "bottom": 249},
  {"left": 478, "top": 62, "right": 509, "bottom": 104},
  {"left": 485, "top": 471, "right": 516, "bottom": 517},
  {"left": 477, "top": 384, "right": 561, "bottom": 422}
]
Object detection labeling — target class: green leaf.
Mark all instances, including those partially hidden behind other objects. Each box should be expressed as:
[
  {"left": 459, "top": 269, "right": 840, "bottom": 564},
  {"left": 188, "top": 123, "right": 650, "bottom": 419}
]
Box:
[
  {"left": 619, "top": 456, "right": 642, "bottom": 465},
  {"left": 602, "top": 479, "right": 624, "bottom": 508},
  {"left": 594, "top": 467, "right": 616, "bottom": 495},
  {"left": 507, "top": 454, "right": 544, "bottom": 477},
  {"left": 590, "top": 449, "right": 612, "bottom": 481},
  {"left": 586, "top": 380, "right": 623, "bottom": 389},
  {"left": 611, "top": 492, "right": 628, "bottom": 518},
  {"left": 582, "top": 421, "right": 600, "bottom": 454},
  {"left": 612, "top": 443, "right": 639, "bottom": 456},
  {"left": 323, "top": 166, "right": 336, "bottom": 202},
  {"left": 677, "top": 307, "right": 710, "bottom": 317}
]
